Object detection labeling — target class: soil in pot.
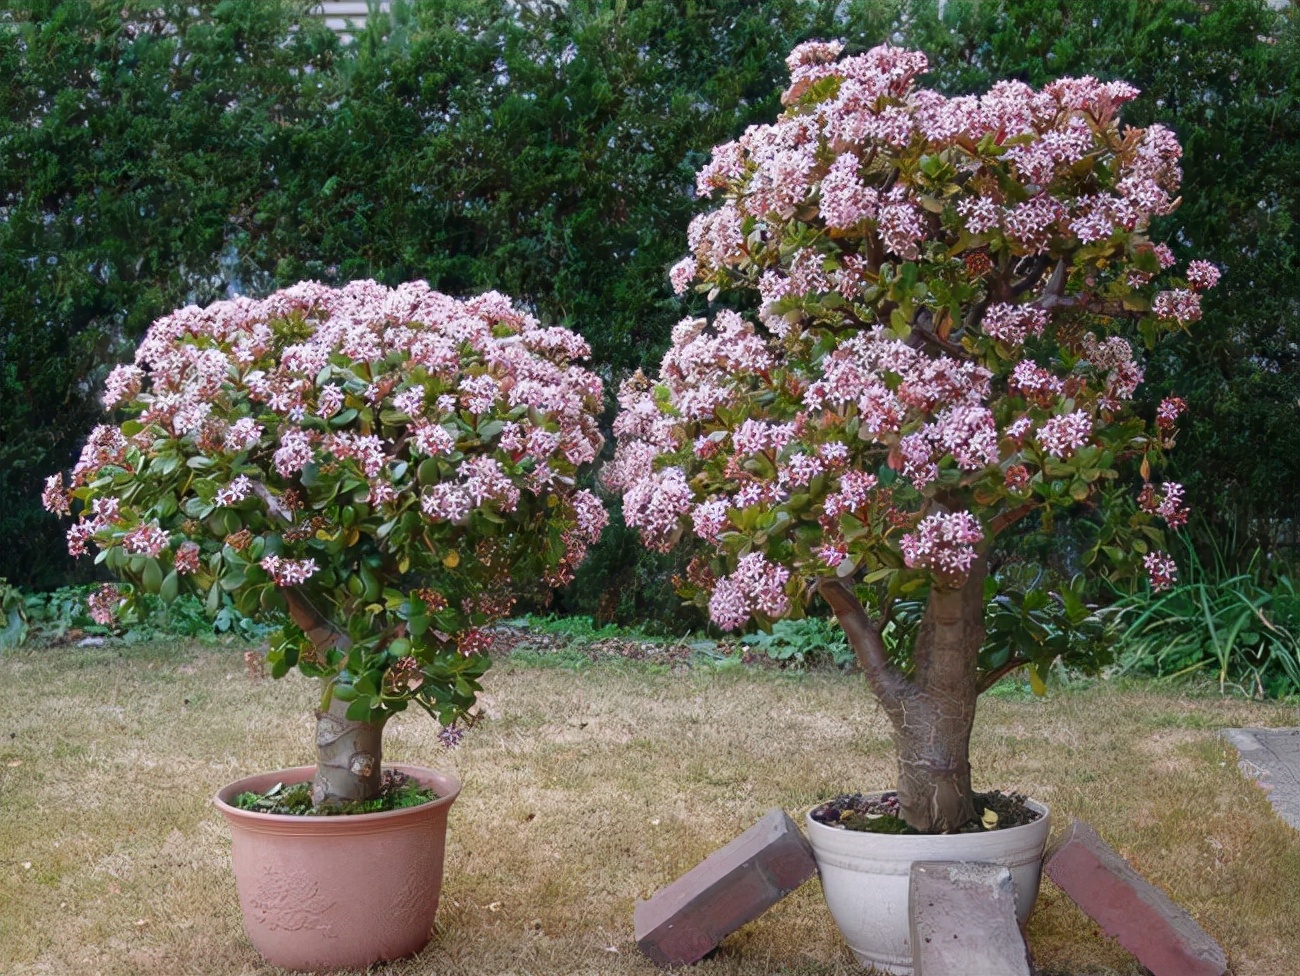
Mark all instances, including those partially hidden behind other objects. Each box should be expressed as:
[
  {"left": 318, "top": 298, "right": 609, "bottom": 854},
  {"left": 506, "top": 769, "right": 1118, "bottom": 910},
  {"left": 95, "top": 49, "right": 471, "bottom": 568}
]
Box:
[
  {"left": 233, "top": 768, "right": 438, "bottom": 816},
  {"left": 811, "top": 789, "right": 1041, "bottom": 835}
]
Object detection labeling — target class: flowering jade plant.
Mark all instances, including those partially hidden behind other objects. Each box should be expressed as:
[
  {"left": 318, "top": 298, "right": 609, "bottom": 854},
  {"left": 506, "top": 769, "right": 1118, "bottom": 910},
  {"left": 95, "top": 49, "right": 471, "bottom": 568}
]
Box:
[
  {"left": 608, "top": 42, "right": 1217, "bottom": 833},
  {"left": 44, "top": 280, "right": 606, "bottom": 806}
]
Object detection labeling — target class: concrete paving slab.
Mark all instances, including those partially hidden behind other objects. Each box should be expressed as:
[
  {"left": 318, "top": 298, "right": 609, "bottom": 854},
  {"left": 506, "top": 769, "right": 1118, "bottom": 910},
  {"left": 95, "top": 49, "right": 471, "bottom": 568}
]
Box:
[
  {"left": 1222, "top": 728, "right": 1300, "bottom": 830},
  {"left": 910, "top": 861, "right": 1033, "bottom": 976}
]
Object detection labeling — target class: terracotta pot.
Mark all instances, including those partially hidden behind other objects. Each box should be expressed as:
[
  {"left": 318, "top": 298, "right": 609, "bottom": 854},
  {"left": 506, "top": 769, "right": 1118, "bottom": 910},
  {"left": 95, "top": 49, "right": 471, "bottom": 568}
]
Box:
[
  {"left": 805, "top": 794, "right": 1050, "bottom": 976},
  {"left": 213, "top": 764, "right": 460, "bottom": 972}
]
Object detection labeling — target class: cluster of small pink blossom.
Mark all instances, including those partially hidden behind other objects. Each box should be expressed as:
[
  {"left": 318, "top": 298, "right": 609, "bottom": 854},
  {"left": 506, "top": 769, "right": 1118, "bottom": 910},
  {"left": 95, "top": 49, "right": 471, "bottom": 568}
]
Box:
[
  {"left": 780, "top": 451, "right": 826, "bottom": 488},
  {"left": 273, "top": 429, "right": 315, "bottom": 478},
  {"left": 691, "top": 499, "right": 731, "bottom": 543},
  {"left": 898, "top": 431, "right": 939, "bottom": 487},
  {"left": 569, "top": 489, "right": 608, "bottom": 545},
  {"left": 42, "top": 473, "right": 71, "bottom": 515},
  {"left": 1138, "top": 481, "right": 1190, "bottom": 529},
  {"left": 1002, "top": 195, "right": 1070, "bottom": 249},
  {"left": 685, "top": 204, "right": 746, "bottom": 279},
  {"left": 87, "top": 584, "right": 122, "bottom": 626},
  {"left": 461, "top": 456, "right": 520, "bottom": 511},
  {"left": 818, "top": 154, "right": 879, "bottom": 229},
  {"left": 102, "top": 364, "right": 145, "bottom": 410},
  {"left": 708, "top": 553, "right": 791, "bottom": 630},
  {"left": 930, "top": 405, "right": 1000, "bottom": 472},
  {"left": 421, "top": 483, "right": 473, "bottom": 523},
  {"left": 175, "top": 541, "right": 201, "bottom": 575},
  {"left": 1035, "top": 411, "right": 1093, "bottom": 459},
  {"left": 316, "top": 386, "right": 345, "bottom": 418},
  {"left": 658, "top": 311, "right": 774, "bottom": 402},
  {"left": 622, "top": 466, "right": 694, "bottom": 552},
  {"left": 259, "top": 554, "right": 319, "bottom": 587},
  {"left": 899, "top": 512, "right": 985, "bottom": 585},
  {"left": 733, "top": 419, "right": 797, "bottom": 456},
  {"left": 669, "top": 257, "right": 698, "bottom": 296},
  {"left": 123, "top": 523, "right": 170, "bottom": 557},
  {"left": 324, "top": 433, "right": 387, "bottom": 478},
  {"left": 877, "top": 190, "right": 926, "bottom": 259},
  {"left": 411, "top": 422, "right": 455, "bottom": 457},
  {"left": 823, "top": 470, "right": 879, "bottom": 519},
  {"left": 71, "top": 425, "right": 129, "bottom": 485},
  {"left": 1152, "top": 288, "right": 1202, "bottom": 324},
  {"left": 897, "top": 357, "right": 992, "bottom": 414},
  {"left": 981, "top": 304, "right": 1048, "bottom": 346},
  {"left": 1143, "top": 551, "right": 1178, "bottom": 592},
  {"left": 1009, "top": 361, "right": 1065, "bottom": 408},
  {"left": 215, "top": 475, "right": 253, "bottom": 507},
  {"left": 223, "top": 418, "right": 263, "bottom": 453},
  {"left": 1156, "top": 395, "right": 1187, "bottom": 430},
  {"left": 817, "top": 541, "right": 850, "bottom": 568},
  {"left": 1185, "top": 260, "right": 1221, "bottom": 290}
]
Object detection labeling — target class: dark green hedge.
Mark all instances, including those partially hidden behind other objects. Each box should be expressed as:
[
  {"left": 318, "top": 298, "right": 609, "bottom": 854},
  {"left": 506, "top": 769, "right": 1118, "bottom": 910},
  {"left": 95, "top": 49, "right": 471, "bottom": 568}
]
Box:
[{"left": 3, "top": 0, "right": 1297, "bottom": 622}]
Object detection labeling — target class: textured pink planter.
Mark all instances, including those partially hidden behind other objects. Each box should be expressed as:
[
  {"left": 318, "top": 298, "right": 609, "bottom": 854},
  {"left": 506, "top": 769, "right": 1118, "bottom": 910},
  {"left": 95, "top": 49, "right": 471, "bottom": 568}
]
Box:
[{"left": 214, "top": 764, "right": 460, "bottom": 972}]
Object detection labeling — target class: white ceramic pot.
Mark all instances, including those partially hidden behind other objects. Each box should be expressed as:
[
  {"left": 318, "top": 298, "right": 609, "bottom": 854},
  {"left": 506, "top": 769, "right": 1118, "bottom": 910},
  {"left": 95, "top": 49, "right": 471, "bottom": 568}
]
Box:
[{"left": 805, "top": 795, "right": 1050, "bottom": 975}]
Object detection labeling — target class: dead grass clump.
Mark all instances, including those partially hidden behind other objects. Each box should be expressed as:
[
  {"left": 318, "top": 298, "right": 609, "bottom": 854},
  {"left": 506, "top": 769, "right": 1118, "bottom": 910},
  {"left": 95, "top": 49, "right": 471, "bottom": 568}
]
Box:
[{"left": 1, "top": 641, "right": 1297, "bottom": 975}]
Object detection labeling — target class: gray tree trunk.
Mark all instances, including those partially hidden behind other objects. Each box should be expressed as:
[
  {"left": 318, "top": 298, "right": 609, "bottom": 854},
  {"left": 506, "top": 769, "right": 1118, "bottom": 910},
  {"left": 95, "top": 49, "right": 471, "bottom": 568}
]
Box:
[
  {"left": 281, "top": 587, "right": 388, "bottom": 806},
  {"left": 819, "top": 556, "right": 988, "bottom": 833},
  {"left": 311, "top": 697, "right": 387, "bottom": 806}
]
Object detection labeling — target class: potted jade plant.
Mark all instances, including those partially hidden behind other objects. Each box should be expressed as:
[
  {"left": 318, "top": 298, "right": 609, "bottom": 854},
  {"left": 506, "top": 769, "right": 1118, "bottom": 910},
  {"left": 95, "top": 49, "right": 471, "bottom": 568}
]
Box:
[
  {"left": 42, "top": 279, "right": 607, "bottom": 971},
  {"left": 607, "top": 41, "right": 1216, "bottom": 974}
]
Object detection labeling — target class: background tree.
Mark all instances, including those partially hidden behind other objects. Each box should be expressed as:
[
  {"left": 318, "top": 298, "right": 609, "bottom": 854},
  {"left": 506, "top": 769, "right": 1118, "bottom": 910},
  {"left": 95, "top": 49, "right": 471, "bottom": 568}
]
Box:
[{"left": 5, "top": 0, "right": 1296, "bottom": 621}]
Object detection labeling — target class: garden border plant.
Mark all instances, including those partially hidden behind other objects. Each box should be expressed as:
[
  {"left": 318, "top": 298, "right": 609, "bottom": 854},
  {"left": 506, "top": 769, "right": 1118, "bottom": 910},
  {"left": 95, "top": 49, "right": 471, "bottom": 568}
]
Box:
[{"left": 608, "top": 40, "right": 1217, "bottom": 835}]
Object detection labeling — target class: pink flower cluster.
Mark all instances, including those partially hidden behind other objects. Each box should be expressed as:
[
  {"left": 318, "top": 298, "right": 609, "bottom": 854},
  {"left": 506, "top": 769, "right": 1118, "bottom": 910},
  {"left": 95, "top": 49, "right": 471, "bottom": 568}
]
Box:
[
  {"left": 259, "top": 554, "right": 319, "bottom": 587},
  {"left": 1156, "top": 396, "right": 1187, "bottom": 430},
  {"left": 1035, "top": 411, "right": 1093, "bottom": 459},
  {"left": 87, "top": 584, "right": 122, "bottom": 626},
  {"left": 622, "top": 466, "right": 694, "bottom": 552},
  {"left": 899, "top": 512, "right": 985, "bottom": 585},
  {"left": 1138, "top": 482, "right": 1190, "bottom": 530},
  {"left": 707, "top": 553, "right": 791, "bottom": 631},
  {"left": 1143, "top": 551, "right": 1178, "bottom": 592},
  {"left": 981, "top": 304, "right": 1048, "bottom": 346},
  {"left": 1151, "top": 260, "right": 1219, "bottom": 325},
  {"left": 1152, "top": 289, "right": 1202, "bottom": 324}
]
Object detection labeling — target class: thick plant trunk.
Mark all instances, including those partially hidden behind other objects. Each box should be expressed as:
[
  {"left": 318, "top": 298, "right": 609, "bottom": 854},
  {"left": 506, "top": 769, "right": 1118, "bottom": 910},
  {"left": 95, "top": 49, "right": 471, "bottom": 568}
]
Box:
[
  {"left": 891, "top": 683, "right": 977, "bottom": 833},
  {"left": 281, "top": 587, "right": 388, "bottom": 806},
  {"left": 818, "top": 556, "right": 987, "bottom": 834},
  {"left": 893, "top": 558, "right": 986, "bottom": 831},
  {"left": 311, "top": 697, "right": 387, "bottom": 807}
]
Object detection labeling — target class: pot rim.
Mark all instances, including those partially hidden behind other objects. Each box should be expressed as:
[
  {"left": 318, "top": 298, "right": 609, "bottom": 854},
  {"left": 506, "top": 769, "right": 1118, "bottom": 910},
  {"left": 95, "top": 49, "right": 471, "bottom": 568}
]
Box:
[
  {"left": 805, "top": 790, "right": 1050, "bottom": 838},
  {"left": 214, "top": 763, "right": 461, "bottom": 831}
]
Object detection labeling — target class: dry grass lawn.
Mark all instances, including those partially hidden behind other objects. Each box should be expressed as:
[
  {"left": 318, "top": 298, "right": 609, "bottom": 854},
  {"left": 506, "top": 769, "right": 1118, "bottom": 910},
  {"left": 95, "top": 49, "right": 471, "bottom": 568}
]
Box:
[{"left": 1, "top": 635, "right": 1297, "bottom": 976}]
